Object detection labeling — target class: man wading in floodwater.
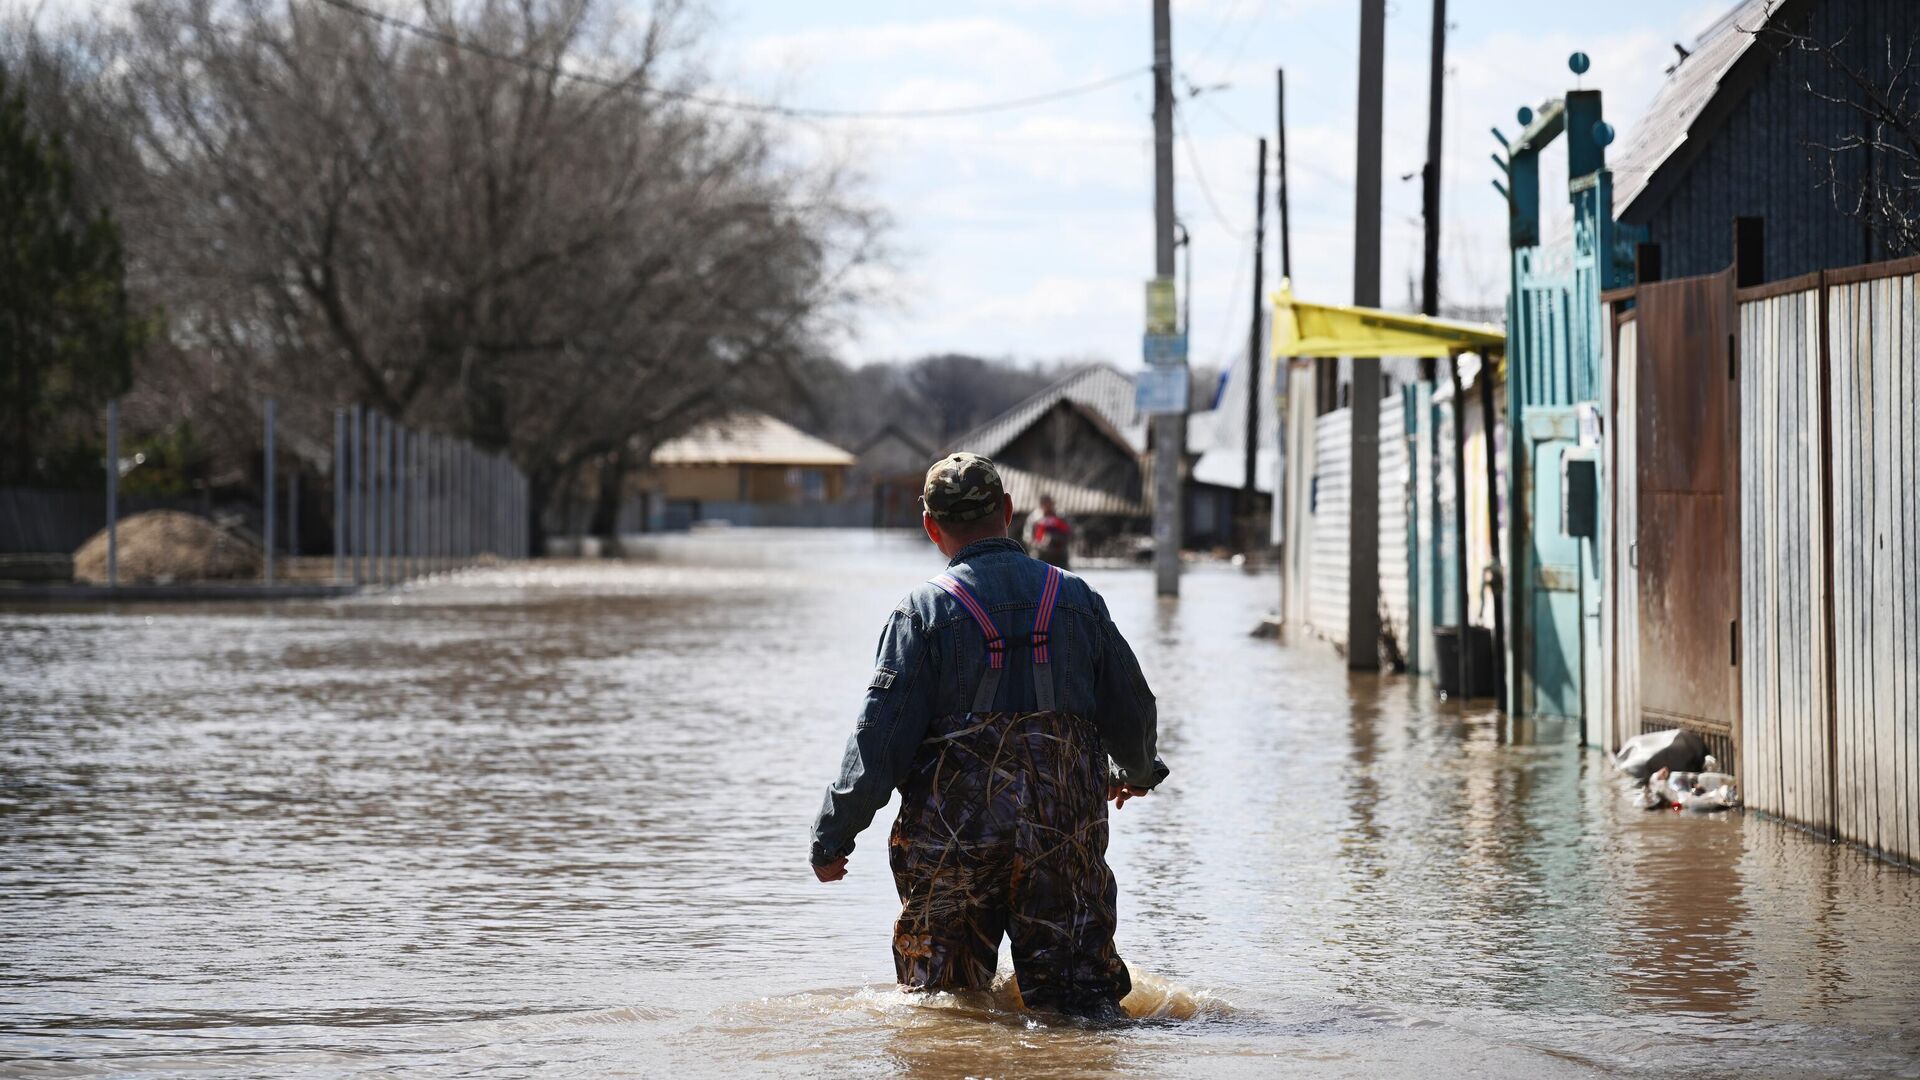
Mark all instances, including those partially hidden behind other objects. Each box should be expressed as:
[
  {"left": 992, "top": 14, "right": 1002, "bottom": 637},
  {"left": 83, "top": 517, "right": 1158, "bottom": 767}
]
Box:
[{"left": 810, "top": 453, "right": 1168, "bottom": 1018}]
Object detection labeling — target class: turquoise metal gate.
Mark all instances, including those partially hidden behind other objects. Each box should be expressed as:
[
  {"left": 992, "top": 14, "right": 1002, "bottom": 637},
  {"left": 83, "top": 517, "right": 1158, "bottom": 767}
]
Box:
[{"left": 1497, "top": 65, "right": 1641, "bottom": 734}]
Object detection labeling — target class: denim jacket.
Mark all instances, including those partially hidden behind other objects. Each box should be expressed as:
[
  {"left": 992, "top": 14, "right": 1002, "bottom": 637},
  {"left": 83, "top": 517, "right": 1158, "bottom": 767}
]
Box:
[{"left": 810, "top": 537, "right": 1166, "bottom": 865}]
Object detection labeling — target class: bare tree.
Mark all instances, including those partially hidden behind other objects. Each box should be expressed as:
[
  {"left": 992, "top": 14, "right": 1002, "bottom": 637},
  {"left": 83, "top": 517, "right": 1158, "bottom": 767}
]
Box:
[
  {"left": 1767, "top": 16, "right": 1920, "bottom": 257},
  {"left": 9, "top": 0, "right": 884, "bottom": 546}
]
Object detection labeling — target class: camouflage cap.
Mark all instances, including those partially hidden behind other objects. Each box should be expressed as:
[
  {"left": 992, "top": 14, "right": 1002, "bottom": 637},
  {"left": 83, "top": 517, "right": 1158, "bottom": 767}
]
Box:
[{"left": 921, "top": 452, "right": 1005, "bottom": 523}]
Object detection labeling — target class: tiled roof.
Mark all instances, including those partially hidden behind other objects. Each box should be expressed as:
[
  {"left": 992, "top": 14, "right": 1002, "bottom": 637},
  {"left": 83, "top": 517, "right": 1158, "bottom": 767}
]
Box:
[
  {"left": 1614, "top": 0, "right": 1776, "bottom": 218},
  {"left": 949, "top": 364, "right": 1147, "bottom": 459},
  {"left": 650, "top": 411, "right": 856, "bottom": 467}
]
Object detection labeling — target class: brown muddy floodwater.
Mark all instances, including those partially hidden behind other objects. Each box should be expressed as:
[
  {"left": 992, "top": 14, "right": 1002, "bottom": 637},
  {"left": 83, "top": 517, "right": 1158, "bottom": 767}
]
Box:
[{"left": 3, "top": 530, "right": 1918, "bottom": 1078}]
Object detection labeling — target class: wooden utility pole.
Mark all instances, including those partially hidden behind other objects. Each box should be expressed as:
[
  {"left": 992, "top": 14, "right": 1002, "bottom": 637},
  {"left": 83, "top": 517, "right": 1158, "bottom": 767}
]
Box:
[
  {"left": 1349, "top": 0, "right": 1386, "bottom": 670},
  {"left": 1277, "top": 69, "right": 1296, "bottom": 625},
  {"left": 1276, "top": 72, "right": 1293, "bottom": 281},
  {"left": 1242, "top": 138, "right": 1268, "bottom": 514},
  {"left": 1419, "top": 0, "right": 1448, "bottom": 382},
  {"left": 1151, "top": 0, "right": 1183, "bottom": 596}
]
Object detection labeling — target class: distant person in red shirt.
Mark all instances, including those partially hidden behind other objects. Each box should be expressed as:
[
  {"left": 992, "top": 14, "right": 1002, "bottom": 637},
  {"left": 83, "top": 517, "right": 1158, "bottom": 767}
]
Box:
[{"left": 1025, "top": 494, "right": 1072, "bottom": 569}]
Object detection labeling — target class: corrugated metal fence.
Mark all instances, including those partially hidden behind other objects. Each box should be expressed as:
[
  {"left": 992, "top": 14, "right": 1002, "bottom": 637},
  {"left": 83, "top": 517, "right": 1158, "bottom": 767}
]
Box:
[
  {"left": 1303, "top": 398, "right": 1413, "bottom": 657},
  {"left": 1308, "top": 410, "right": 1351, "bottom": 646},
  {"left": 1738, "top": 256, "right": 1920, "bottom": 866},
  {"left": 1379, "top": 401, "right": 1411, "bottom": 658}
]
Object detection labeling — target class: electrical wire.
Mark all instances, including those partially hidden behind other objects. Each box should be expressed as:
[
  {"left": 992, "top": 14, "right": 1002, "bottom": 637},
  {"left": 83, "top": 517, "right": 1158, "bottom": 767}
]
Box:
[
  {"left": 1173, "top": 104, "right": 1248, "bottom": 235},
  {"left": 307, "top": 0, "right": 1148, "bottom": 120}
]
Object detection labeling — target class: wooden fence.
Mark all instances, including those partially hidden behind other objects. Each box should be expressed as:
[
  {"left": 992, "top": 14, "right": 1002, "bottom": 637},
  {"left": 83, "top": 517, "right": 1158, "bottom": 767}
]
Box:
[{"left": 1738, "top": 256, "right": 1920, "bottom": 866}]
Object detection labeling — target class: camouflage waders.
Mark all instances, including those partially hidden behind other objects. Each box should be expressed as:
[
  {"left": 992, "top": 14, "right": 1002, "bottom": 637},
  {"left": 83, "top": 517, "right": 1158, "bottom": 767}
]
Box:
[{"left": 888, "top": 564, "right": 1131, "bottom": 1014}]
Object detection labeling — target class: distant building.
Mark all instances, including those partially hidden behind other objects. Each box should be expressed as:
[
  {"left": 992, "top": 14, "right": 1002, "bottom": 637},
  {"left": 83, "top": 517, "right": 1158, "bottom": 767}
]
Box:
[
  {"left": 948, "top": 365, "right": 1149, "bottom": 551},
  {"left": 645, "top": 412, "right": 857, "bottom": 527},
  {"left": 947, "top": 360, "right": 1284, "bottom": 551},
  {"left": 1187, "top": 347, "right": 1279, "bottom": 549},
  {"left": 852, "top": 423, "right": 934, "bottom": 529}
]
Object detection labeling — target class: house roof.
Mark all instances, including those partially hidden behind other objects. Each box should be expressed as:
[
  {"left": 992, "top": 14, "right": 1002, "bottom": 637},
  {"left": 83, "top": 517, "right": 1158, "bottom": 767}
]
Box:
[
  {"left": 650, "top": 411, "right": 856, "bottom": 468},
  {"left": 1613, "top": 0, "right": 1781, "bottom": 219},
  {"left": 949, "top": 363, "right": 1147, "bottom": 459},
  {"left": 996, "top": 462, "right": 1146, "bottom": 518},
  {"left": 854, "top": 422, "right": 933, "bottom": 460}
]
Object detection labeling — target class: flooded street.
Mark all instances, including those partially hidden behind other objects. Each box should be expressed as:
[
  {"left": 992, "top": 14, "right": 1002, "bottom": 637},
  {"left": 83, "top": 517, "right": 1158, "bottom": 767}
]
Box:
[{"left": 4, "top": 530, "right": 1918, "bottom": 1078}]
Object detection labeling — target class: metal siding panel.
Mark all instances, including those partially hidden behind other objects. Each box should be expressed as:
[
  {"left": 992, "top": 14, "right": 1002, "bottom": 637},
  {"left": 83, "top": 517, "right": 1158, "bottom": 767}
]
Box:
[
  {"left": 1797, "top": 292, "right": 1822, "bottom": 827},
  {"left": 1770, "top": 297, "right": 1788, "bottom": 817},
  {"left": 1767, "top": 297, "right": 1785, "bottom": 815},
  {"left": 1774, "top": 295, "right": 1791, "bottom": 818},
  {"left": 1907, "top": 273, "right": 1920, "bottom": 864},
  {"left": 1751, "top": 294, "right": 1774, "bottom": 807},
  {"left": 1896, "top": 272, "right": 1912, "bottom": 860},
  {"left": 1782, "top": 293, "right": 1802, "bottom": 822},
  {"left": 1847, "top": 280, "right": 1864, "bottom": 848},
  {"left": 1906, "top": 274, "right": 1919, "bottom": 864},
  {"left": 1794, "top": 293, "right": 1816, "bottom": 826},
  {"left": 1378, "top": 400, "right": 1411, "bottom": 652},
  {"left": 1311, "top": 409, "right": 1353, "bottom": 647},
  {"left": 1891, "top": 274, "right": 1907, "bottom": 862},
  {"left": 1898, "top": 273, "right": 1917, "bottom": 865},
  {"left": 1873, "top": 276, "right": 1894, "bottom": 856},
  {"left": 1807, "top": 290, "right": 1832, "bottom": 834},
  {"left": 1617, "top": 321, "right": 1641, "bottom": 740},
  {"left": 1831, "top": 282, "right": 1855, "bottom": 846},
  {"left": 1751, "top": 295, "right": 1774, "bottom": 807}
]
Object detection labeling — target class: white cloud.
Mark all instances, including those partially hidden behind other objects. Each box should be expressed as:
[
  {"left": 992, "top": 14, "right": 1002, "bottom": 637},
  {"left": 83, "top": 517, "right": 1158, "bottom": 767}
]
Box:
[{"left": 740, "top": 18, "right": 1056, "bottom": 82}]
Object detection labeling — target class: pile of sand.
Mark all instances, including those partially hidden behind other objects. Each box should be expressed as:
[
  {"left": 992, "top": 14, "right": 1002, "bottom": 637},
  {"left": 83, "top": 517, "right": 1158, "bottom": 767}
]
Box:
[{"left": 72, "top": 510, "right": 263, "bottom": 585}]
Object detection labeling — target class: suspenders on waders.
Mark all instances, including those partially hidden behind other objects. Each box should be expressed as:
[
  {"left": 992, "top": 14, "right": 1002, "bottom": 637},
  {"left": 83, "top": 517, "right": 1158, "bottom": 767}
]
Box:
[{"left": 930, "top": 562, "right": 1063, "bottom": 715}]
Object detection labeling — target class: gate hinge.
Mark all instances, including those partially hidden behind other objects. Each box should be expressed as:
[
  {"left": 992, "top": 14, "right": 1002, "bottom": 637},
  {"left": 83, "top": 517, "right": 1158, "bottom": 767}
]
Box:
[
  {"left": 1730, "top": 618, "right": 1740, "bottom": 666},
  {"left": 1728, "top": 333, "right": 1738, "bottom": 381}
]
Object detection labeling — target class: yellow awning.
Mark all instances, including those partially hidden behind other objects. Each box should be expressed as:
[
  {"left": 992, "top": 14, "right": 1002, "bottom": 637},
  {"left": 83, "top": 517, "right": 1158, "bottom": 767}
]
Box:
[{"left": 1270, "top": 279, "right": 1505, "bottom": 359}]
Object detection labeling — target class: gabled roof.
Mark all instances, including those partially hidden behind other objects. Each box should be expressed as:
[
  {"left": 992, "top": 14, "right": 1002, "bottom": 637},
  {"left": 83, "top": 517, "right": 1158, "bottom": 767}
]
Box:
[
  {"left": 949, "top": 363, "right": 1147, "bottom": 459},
  {"left": 1613, "top": 0, "right": 1784, "bottom": 219},
  {"left": 996, "top": 462, "right": 1146, "bottom": 518},
  {"left": 651, "top": 411, "right": 856, "bottom": 467},
  {"left": 854, "top": 422, "right": 933, "bottom": 460}
]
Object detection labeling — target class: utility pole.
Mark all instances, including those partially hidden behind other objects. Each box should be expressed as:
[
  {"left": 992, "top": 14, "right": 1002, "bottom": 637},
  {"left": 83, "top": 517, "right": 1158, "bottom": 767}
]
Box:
[
  {"left": 1349, "top": 0, "right": 1386, "bottom": 670},
  {"left": 1419, "top": 0, "right": 1448, "bottom": 382},
  {"left": 1276, "top": 72, "right": 1293, "bottom": 281},
  {"left": 1276, "top": 71, "right": 1296, "bottom": 625},
  {"left": 1151, "top": 0, "right": 1183, "bottom": 597},
  {"left": 1242, "top": 138, "right": 1268, "bottom": 534}
]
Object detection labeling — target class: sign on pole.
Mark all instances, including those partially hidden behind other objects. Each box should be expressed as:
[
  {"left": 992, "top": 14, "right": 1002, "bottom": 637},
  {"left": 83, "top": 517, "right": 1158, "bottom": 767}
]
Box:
[
  {"left": 1136, "top": 366, "right": 1190, "bottom": 415},
  {"left": 1142, "top": 332, "right": 1188, "bottom": 366},
  {"left": 1145, "top": 276, "right": 1178, "bottom": 335}
]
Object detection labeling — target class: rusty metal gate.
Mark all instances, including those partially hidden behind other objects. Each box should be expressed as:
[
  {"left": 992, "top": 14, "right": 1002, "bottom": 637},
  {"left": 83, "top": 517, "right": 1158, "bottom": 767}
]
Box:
[{"left": 1633, "top": 269, "right": 1741, "bottom": 764}]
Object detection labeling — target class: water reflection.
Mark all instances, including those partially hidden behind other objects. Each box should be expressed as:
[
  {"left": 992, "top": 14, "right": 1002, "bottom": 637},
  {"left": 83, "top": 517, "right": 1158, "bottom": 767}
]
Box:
[{"left": 3, "top": 531, "right": 1918, "bottom": 1078}]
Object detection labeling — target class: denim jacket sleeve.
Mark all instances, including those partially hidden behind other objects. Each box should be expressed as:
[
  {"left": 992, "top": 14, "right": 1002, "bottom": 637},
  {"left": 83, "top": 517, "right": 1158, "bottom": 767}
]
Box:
[
  {"left": 1091, "top": 591, "right": 1168, "bottom": 791},
  {"left": 810, "top": 605, "right": 934, "bottom": 866}
]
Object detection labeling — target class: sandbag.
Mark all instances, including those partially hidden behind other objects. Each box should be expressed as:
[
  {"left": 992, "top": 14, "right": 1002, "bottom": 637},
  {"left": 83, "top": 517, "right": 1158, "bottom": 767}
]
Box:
[{"left": 1612, "top": 728, "right": 1708, "bottom": 783}]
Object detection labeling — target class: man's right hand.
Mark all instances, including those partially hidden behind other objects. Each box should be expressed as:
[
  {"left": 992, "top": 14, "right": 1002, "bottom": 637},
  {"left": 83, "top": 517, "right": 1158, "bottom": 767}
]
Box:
[
  {"left": 813, "top": 856, "right": 848, "bottom": 883},
  {"left": 1108, "top": 784, "right": 1151, "bottom": 809}
]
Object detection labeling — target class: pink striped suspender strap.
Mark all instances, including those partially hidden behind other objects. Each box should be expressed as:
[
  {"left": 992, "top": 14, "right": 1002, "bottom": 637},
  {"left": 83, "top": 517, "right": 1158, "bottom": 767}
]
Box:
[
  {"left": 931, "top": 563, "right": 1066, "bottom": 714},
  {"left": 1032, "top": 565, "right": 1063, "bottom": 711},
  {"left": 931, "top": 572, "right": 1006, "bottom": 713}
]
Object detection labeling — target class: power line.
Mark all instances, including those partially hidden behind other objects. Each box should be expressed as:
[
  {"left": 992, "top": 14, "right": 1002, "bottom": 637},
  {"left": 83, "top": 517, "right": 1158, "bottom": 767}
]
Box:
[
  {"left": 1173, "top": 104, "right": 1247, "bottom": 235},
  {"left": 308, "top": 0, "right": 1148, "bottom": 120}
]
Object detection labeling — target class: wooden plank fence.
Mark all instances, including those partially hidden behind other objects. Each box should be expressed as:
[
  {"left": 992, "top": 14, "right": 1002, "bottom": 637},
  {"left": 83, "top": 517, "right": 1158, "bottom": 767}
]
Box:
[{"left": 1736, "top": 257, "right": 1920, "bottom": 866}]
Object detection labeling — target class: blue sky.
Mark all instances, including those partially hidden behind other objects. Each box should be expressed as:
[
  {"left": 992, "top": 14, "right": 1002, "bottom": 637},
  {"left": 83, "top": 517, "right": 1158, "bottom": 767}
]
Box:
[{"left": 707, "top": 0, "right": 1736, "bottom": 370}]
